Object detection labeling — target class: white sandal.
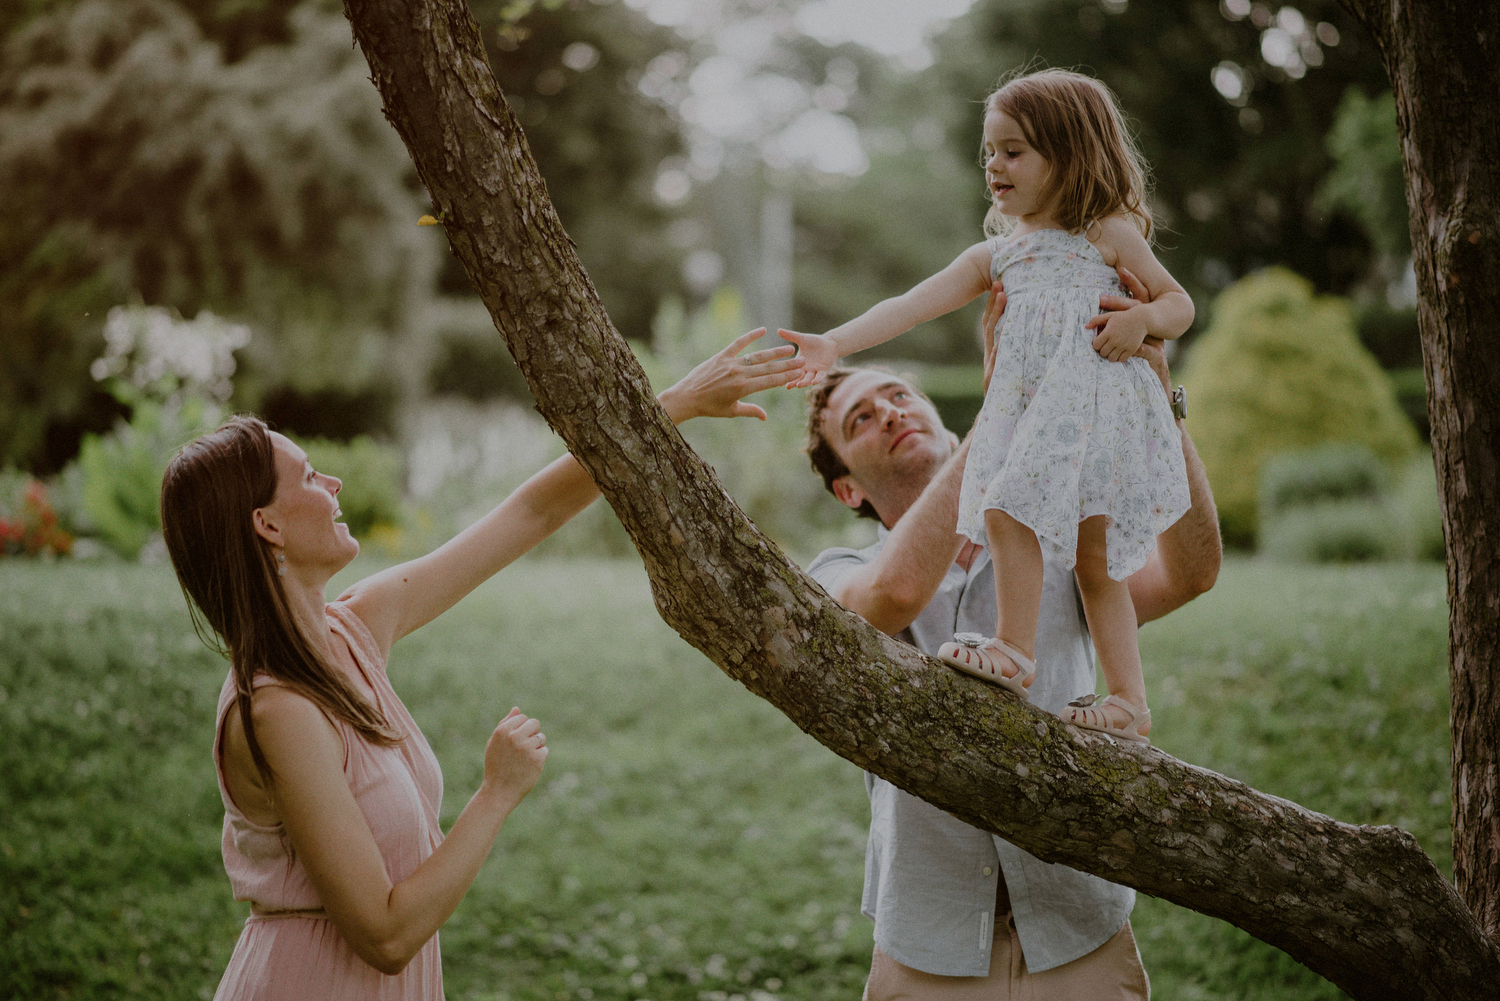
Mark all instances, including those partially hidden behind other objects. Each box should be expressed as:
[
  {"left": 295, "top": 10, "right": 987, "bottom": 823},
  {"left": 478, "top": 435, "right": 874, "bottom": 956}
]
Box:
[
  {"left": 1066, "top": 694, "right": 1151, "bottom": 745},
  {"left": 936, "top": 633, "right": 1035, "bottom": 698}
]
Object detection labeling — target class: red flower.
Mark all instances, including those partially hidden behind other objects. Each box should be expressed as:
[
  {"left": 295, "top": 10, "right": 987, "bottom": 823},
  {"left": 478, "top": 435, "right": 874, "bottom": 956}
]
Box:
[{"left": 1, "top": 479, "right": 72, "bottom": 558}]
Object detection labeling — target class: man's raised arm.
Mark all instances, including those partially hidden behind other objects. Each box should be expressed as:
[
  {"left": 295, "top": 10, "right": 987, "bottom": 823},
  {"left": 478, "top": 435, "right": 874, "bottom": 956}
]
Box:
[
  {"left": 828, "top": 439, "right": 971, "bottom": 636},
  {"left": 1127, "top": 340, "right": 1221, "bottom": 624}
]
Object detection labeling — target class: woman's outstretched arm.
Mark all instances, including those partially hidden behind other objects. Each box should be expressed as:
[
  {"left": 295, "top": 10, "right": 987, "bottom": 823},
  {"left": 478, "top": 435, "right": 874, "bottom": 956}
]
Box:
[{"left": 343, "top": 329, "right": 803, "bottom": 654}]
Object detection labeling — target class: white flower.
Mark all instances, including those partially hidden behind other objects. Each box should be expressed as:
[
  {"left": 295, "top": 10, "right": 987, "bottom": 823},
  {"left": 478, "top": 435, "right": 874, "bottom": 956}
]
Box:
[{"left": 93, "top": 305, "right": 251, "bottom": 404}]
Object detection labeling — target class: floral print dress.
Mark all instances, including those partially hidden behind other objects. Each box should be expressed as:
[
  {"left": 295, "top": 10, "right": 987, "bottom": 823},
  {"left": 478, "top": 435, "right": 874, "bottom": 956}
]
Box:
[{"left": 957, "top": 228, "right": 1190, "bottom": 580}]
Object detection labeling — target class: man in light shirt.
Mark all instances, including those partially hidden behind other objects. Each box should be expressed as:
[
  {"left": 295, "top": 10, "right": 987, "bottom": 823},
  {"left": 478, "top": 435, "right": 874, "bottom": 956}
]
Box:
[{"left": 800, "top": 283, "right": 1220, "bottom": 999}]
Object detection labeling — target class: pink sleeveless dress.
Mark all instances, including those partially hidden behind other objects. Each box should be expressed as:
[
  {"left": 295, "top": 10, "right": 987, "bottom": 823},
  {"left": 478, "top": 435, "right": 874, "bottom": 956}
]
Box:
[{"left": 211, "top": 602, "right": 446, "bottom": 1000}]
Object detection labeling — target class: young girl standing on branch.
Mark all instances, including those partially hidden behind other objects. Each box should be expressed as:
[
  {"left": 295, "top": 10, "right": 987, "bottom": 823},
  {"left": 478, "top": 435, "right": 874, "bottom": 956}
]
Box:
[{"left": 783, "top": 69, "right": 1192, "bottom": 744}]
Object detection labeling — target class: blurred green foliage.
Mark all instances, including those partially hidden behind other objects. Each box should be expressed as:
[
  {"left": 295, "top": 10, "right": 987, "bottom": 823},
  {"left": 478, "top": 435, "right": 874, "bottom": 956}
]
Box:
[
  {"left": 790, "top": 53, "right": 990, "bottom": 362},
  {"left": 1393, "top": 452, "right": 1445, "bottom": 562},
  {"left": 0, "top": 0, "right": 689, "bottom": 474},
  {"left": 1259, "top": 441, "right": 1386, "bottom": 516},
  {"left": 1318, "top": 88, "right": 1408, "bottom": 261},
  {"left": 72, "top": 395, "right": 212, "bottom": 561},
  {"left": 1182, "top": 267, "right": 1418, "bottom": 547},
  {"left": 473, "top": 0, "right": 690, "bottom": 344},
  {"left": 1251, "top": 443, "right": 1441, "bottom": 564},
  {"left": 2, "top": 0, "right": 1424, "bottom": 476},
  {"left": 402, "top": 289, "right": 869, "bottom": 566},
  {"left": 298, "top": 435, "right": 406, "bottom": 539},
  {"left": 0, "top": 0, "right": 439, "bottom": 468},
  {"left": 427, "top": 332, "right": 536, "bottom": 405},
  {"left": 1259, "top": 498, "right": 1396, "bottom": 563}
]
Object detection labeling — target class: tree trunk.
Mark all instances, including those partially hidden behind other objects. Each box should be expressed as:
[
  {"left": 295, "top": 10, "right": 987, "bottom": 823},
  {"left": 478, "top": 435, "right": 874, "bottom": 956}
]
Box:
[
  {"left": 1336, "top": 0, "right": 1500, "bottom": 941},
  {"left": 341, "top": 0, "right": 1500, "bottom": 995}
]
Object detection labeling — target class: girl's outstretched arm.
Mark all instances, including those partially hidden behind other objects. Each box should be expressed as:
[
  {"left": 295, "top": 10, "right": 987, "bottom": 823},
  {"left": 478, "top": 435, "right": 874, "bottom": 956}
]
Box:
[
  {"left": 1087, "top": 216, "right": 1195, "bottom": 363},
  {"left": 781, "top": 241, "right": 994, "bottom": 387}
]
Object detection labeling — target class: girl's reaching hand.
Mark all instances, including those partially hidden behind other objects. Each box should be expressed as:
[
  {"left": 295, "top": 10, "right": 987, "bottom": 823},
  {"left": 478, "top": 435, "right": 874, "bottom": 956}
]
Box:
[
  {"left": 657, "top": 327, "right": 805, "bottom": 422},
  {"left": 481, "top": 708, "right": 548, "bottom": 807},
  {"left": 777, "top": 329, "right": 840, "bottom": 388}
]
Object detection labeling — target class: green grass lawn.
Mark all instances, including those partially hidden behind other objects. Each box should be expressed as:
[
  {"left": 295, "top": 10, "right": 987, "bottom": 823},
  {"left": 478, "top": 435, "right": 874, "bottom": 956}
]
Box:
[{"left": 0, "top": 554, "right": 1449, "bottom": 1000}]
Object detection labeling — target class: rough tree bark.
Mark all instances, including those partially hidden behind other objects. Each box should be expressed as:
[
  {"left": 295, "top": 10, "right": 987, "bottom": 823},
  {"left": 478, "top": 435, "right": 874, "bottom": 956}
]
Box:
[
  {"left": 1334, "top": 0, "right": 1500, "bottom": 944},
  {"left": 341, "top": 0, "right": 1500, "bottom": 995}
]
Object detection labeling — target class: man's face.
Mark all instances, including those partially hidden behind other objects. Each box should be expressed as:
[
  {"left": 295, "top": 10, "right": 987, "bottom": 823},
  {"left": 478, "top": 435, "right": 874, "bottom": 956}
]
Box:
[{"left": 820, "top": 370, "right": 957, "bottom": 524}]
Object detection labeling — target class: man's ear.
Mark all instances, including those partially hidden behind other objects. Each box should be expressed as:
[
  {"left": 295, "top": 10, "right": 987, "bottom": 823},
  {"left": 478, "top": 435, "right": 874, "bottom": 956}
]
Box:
[
  {"left": 831, "top": 475, "right": 868, "bottom": 512},
  {"left": 946, "top": 429, "right": 960, "bottom": 451},
  {"left": 252, "top": 506, "right": 282, "bottom": 547}
]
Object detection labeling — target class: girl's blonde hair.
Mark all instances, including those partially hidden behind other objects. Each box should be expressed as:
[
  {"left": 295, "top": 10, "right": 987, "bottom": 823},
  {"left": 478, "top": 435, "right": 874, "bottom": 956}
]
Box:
[{"left": 982, "top": 68, "right": 1152, "bottom": 240}]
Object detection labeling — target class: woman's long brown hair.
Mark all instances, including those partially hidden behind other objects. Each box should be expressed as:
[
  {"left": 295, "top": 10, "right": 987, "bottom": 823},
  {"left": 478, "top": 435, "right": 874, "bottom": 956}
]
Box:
[
  {"left": 982, "top": 68, "right": 1153, "bottom": 241},
  {"left": 161, "top": 415, "right": 400, "bottom": 787}
]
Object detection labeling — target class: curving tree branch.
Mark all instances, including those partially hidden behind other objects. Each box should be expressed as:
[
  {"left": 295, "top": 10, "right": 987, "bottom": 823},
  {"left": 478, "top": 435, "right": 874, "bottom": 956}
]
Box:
[{"left": 341, "top": 0, "right": 1500, "bottom": 995}]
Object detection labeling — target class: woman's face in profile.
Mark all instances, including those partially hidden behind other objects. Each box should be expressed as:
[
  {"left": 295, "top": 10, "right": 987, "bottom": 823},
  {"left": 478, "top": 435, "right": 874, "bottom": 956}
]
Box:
[{"left": 257, "top": 431, "right": 360, "bottom": 575}]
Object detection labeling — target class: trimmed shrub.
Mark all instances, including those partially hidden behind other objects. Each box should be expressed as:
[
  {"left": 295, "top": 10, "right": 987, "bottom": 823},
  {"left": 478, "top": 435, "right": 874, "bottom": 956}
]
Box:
[
  {"left": 1259, "top": 499, "right": 1396, "bottom": 564},
  {"left": 1181, "top": 268, "right": 1419, "bottom": 547},
  {"left": 298, "top": 435, "right": 405, "bottom": 539},
  {"left": 1257, "top": 446, "right": 1446, "bottom": 564},
  {"left": 1258, "top": 442, "right": 1386, "bottom": 519}
]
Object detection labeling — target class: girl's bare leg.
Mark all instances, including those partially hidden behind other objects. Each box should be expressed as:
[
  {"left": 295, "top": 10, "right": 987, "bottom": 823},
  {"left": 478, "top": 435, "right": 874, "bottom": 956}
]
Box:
[
  {"left": 1071, "top": 515, "right": 1150, "bottom": 735},
  {"left": 984, "top": 508, "right": 1043, "bottom": 682}
]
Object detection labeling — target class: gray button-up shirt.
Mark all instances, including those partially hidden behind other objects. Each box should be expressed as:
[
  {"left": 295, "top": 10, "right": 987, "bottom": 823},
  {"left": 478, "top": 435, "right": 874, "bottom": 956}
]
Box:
[{"left": 808, "top": 532, "right": 1134, "bottom": 975}]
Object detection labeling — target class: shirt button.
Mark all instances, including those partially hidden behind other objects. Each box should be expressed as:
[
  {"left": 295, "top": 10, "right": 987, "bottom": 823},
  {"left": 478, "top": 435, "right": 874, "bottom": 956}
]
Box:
[{"left": 983, "top": 867, "right": 993, "bottom": 876}]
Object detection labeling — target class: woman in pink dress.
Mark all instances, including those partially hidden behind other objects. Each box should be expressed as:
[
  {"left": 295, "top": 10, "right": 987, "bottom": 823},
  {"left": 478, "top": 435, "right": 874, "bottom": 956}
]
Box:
[{"left": 159, "top": 331, "right": 803, "bottom": 1000}]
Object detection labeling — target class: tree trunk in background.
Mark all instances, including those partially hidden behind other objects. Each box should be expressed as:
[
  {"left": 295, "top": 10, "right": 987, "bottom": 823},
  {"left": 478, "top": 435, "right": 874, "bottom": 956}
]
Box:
[
  {"left": 342, "top": 0, "right": 1500, "bottom": 994},
  {"left": 1337, "top": 0, "right": 1500, "bottom": 939}
]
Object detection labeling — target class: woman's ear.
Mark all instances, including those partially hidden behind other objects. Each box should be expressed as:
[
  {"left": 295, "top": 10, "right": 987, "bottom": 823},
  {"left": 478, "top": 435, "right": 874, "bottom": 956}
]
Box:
[
  {"left": 252, "top": 505, "right": 282, "bottom": 547},
  {"left": 831, "top": 476, "right": 867, "bottom": 512}
]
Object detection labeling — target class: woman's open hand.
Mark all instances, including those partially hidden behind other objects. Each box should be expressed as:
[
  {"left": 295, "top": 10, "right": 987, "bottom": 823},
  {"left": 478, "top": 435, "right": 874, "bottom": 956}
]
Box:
[{"left": 657, "top": 327, "right": 806, "bottom": 423}]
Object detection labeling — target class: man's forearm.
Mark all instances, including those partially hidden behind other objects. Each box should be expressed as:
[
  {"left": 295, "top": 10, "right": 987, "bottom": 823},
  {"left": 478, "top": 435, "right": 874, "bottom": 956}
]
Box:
[
  {"left": 834, "top": 441, "right": 970, "bottom": 635},
  {"left": 1130, "top": 426, "right": 1221, "bottom": 624},
  {"left": 1163, "top": 429, "right": 1221, "bottom": 577}
]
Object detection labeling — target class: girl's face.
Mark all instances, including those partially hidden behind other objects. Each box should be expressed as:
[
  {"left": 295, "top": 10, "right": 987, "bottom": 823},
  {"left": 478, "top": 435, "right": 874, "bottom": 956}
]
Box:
[{"left": 983, "top": 108, "right": 1053, "bottom": 226}]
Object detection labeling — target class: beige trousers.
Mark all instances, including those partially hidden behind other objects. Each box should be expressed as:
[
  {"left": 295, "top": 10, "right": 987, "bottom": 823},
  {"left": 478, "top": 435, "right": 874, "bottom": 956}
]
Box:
[{"left": 863, "top": 914, "right": 1149, "bottom": 1001}]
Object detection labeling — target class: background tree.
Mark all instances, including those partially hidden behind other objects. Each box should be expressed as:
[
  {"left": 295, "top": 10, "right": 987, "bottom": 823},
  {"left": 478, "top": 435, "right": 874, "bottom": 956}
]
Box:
[
  {"left": 1332, "top": 0, "right": 1500, "bottom": 942},
  {"left": 0, "top": 0, "right": 689, "bottom": 469},
  {"left": 0, "top": 0, "right": 438, "bottom": 464},
  {"left": 340, "top": 0, "right": 1500, "bottom": 994}
]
